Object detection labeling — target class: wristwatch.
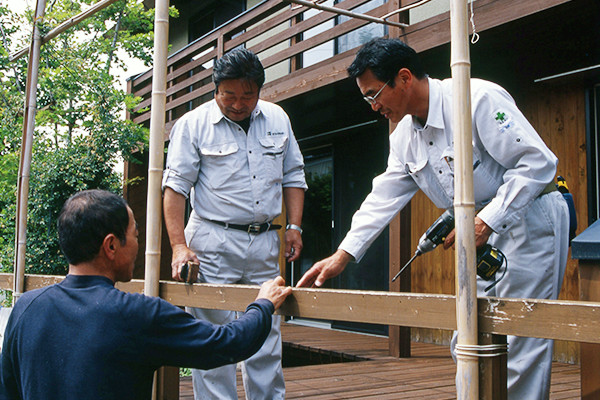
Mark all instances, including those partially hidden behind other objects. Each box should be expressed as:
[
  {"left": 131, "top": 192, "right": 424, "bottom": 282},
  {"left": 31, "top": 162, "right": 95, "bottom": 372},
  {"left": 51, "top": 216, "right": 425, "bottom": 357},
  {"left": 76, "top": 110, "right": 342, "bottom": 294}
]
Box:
[{"left": 286, "top": 224, "right": 303, "bottom": 234}]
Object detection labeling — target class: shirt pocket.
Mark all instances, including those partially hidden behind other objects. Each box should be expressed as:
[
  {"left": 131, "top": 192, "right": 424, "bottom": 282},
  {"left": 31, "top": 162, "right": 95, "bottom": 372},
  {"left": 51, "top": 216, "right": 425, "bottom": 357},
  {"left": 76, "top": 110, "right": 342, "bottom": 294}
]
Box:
[
  {"left": 442, "top": 145, "right": 501, "bottom": 205},
  {"left": 199, "top": 142, "right": 240, "bottom": 189},
  {"left": 405, "top": 157, "right": 450, "bottom": 208},
  {"left": 259, "top": 136, "right": 287, "bottom": 185}
]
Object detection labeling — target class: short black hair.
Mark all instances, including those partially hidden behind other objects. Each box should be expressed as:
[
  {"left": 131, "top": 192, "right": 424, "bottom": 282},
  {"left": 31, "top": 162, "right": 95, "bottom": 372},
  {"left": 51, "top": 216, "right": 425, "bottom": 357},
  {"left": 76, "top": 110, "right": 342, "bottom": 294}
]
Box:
[
  {"left": 213, "top": 48, "right": 265, "bottom": 90},
  {"left": 57, "top": 190, "right": 129, "bottom": 265},
  {"left": 347, "top": 38, "right": 426, "bottom": 86}
]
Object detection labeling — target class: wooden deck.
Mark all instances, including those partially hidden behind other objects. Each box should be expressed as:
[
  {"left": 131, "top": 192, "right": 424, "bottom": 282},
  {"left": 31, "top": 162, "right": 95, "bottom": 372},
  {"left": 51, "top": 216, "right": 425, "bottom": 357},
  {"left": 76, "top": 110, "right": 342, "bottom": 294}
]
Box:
[{"left": 179, "top": 322, "right": 581, "bottom": 399}]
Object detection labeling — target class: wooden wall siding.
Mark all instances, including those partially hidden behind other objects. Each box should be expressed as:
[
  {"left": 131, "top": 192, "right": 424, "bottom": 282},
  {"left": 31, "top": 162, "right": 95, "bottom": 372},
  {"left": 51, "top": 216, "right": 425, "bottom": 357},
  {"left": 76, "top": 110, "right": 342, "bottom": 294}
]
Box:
[
  {"left": 128, "top": 0, "right": 571, "bottom": 136},
  {"left": 522, "top": 79, "right": 588, "bottom": 364},
  {"left": 409, "top": 191, "right": 456, "bottom": 346}
]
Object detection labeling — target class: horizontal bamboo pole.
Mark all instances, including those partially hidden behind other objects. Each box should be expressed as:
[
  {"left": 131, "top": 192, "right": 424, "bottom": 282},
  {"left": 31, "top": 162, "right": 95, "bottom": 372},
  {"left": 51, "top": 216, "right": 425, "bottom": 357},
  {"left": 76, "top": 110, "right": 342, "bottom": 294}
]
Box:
[
  {"left": 287, "top": 0, "right": 408, "bottom": 28},
  {"left": 2, "top": 273, "right": 599, "bottom": 344},
  {"left": 9, "top": 0, "right": 122, "bottom": 62}
]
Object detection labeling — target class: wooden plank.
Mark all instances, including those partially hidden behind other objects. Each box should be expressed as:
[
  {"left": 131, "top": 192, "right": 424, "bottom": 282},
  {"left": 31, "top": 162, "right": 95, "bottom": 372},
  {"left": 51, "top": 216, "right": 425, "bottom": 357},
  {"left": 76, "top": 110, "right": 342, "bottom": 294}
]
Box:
[
  {"left": 131, "top": 0, "right": 287, "bottom": 85},
  {"left": 4, "top": 273, "right": 600, "bottom": 344},
  {"left": 258, "top": 2, "right": 392, "bottom": 70},
  {"left": 176, "top": 323, "right": 580, "bottom": 399},
  {"left": 239, "top": 0, "right": 373, "bottom": 56}
]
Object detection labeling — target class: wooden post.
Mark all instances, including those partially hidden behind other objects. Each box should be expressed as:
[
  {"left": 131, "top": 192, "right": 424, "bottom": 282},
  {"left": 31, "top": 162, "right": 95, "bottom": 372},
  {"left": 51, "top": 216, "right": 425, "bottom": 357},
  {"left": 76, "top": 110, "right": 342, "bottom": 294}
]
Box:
[
  {"left": 579, "top": 260, "right": 600, "bottom": 399},
  {"left": 389, "top": 205, "right": 411, "bottom": 358},
  {"left": 13, "top": 0, "right": 47, "bottom": 305},
  {"left": 478, "top": 333, "right": 507, "bottom": 400},
  {"left": 449, "top": 0, "right": 479, "bottom": 398},
  {"left": 387, "top": 0, "right": 412, "bottom": 361},
  {"left": 572, "top": 219, "right": 600, "bottom": 399}
]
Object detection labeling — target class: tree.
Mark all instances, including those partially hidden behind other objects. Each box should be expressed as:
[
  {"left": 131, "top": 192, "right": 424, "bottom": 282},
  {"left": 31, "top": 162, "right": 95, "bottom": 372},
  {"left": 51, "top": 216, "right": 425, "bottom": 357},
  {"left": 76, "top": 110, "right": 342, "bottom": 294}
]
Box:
[{"left": 0, "top": 0, "right": 177, "bottom": 274}]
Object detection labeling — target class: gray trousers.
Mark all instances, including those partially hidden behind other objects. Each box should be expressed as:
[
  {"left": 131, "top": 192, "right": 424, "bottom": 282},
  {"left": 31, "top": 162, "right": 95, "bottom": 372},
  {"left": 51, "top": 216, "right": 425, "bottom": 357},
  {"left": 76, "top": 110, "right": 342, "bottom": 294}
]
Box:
[
  {"left": 185, "top": 213, "right": 285, "bottom": 400},
  {"left": 452, "top": 191, "right": 569, "bottom": 400}
]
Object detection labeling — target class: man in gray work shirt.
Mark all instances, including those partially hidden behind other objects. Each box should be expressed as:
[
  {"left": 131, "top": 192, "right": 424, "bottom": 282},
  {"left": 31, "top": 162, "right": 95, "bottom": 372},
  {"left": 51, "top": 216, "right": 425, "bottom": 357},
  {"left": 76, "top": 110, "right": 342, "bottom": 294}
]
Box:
[{"left": 162, "top": 48, "right": 306, "bottom": 399}]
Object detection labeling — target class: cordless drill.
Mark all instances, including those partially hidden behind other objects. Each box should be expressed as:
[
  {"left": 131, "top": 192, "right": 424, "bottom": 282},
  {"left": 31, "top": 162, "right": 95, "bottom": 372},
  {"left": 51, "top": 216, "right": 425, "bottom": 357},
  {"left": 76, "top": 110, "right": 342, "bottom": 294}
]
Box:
[{"left": 391, "top": 210, "right": 506, "bottom": 291}]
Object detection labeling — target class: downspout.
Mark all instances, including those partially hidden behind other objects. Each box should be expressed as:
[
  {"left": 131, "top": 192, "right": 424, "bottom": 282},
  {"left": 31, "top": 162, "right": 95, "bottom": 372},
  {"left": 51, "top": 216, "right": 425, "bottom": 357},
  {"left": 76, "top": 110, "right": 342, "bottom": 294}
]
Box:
[
  {"left": 450, "top": 0, "right": 479, "bottom": 398},
  {"left": 13, "top": 0, "right": 47, "bottom": 305}
]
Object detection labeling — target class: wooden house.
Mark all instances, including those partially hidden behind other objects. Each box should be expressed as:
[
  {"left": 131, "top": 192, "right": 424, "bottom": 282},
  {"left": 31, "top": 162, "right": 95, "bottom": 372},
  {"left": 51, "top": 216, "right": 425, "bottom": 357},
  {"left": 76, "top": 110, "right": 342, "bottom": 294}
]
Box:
[{"left": 125, "top": 0, "right": 600, "bottom": 364}]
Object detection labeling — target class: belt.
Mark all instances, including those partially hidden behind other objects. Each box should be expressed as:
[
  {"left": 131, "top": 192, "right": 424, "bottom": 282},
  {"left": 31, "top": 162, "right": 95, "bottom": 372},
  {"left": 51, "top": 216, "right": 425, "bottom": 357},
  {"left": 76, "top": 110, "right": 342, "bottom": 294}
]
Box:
[
  {"left": 207, "top": 219, "right": 282, "bottom": 234},
  {"left": 539, "top": 181, "right": 558, "bottom": 197}
]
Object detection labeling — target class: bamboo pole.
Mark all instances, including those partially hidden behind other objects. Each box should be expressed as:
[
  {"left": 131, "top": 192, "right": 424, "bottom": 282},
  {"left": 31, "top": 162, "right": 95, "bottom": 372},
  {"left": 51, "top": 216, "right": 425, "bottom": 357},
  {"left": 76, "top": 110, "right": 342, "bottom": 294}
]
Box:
[
  {"left": 145, "top": 1, "right": 170, "bottom": 398},
  {"left": 288, "top": 0, "right": 409, "bottom": 28},
  {"left": 12, "top": 0, "right": 47, "bottom": 305},
  {"left": 144, "top": 0, "right": 169, "bottom": 298},
  {"left": 449, "top": 0, "right": 478, "bottom": 398},
  {"left": 9, "top": 0, "right": 122, "bottom": 63}
]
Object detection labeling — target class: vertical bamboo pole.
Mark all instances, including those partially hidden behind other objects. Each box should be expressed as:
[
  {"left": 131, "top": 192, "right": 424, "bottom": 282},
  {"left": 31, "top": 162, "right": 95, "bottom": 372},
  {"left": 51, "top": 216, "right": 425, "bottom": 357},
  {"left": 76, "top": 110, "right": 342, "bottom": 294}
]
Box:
[
  {"left": 146, "top": 1, "right": 170, "bottom": 399},
  {"left": 144, "top": 0, "right": 169, "bottom": 298},
  {"left": 13, "top": 0, "right": 47, "bottom": 305},
  {"left": 450, "top": 0, "right": 478, "bottom": 398}
]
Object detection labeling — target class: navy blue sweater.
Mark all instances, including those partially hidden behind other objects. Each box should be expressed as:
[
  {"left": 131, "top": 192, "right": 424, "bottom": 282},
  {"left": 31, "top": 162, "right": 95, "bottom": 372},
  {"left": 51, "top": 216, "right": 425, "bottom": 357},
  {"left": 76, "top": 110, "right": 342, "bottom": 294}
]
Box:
[{"left": 0, "top": 275, "right": 273, "bottom": 400}]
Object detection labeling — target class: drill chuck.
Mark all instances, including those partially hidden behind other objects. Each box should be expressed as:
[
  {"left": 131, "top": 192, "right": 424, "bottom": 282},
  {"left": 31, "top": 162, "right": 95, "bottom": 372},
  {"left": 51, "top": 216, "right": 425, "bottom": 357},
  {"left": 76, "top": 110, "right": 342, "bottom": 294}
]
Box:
[{"left": 391, "top": 209, "right": 507, "bottom": 291}]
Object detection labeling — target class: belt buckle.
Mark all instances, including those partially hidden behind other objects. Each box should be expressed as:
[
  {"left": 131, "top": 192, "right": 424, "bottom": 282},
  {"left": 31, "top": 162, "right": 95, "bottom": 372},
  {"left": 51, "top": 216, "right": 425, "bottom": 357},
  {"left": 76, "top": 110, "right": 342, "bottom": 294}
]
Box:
[{"left": 247, "top": 223, "right": 262, "bottom": 234}]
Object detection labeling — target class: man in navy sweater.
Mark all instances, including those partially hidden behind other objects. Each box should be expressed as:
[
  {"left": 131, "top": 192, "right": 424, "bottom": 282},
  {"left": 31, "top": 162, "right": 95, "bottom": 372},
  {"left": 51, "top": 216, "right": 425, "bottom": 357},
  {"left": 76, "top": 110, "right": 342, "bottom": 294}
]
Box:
[{"left": 0, "top": 189, "right": 292, "bottom": 400}]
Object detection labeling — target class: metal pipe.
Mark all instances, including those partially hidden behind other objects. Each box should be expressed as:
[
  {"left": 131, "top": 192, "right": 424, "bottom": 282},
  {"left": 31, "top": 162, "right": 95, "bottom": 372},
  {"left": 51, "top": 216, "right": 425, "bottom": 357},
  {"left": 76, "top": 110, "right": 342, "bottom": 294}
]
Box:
[
  {"left": 287, "top": 0, "right": 409, "bottom": 28},
  {"left": 9, "top": 0, "right": 122, "bottom": 63},
  {"left": 12, "top": 0, "right": 47, "bottom": 305},
  {"left": 450, "top": 0, "right": 479, "bottom": 398}
]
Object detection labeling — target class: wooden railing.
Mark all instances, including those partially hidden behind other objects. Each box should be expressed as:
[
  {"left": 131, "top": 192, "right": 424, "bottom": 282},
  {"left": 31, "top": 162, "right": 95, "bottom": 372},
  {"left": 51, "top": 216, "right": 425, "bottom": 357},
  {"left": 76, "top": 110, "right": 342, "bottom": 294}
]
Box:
[
  {"left": 2, "top": 273, "right": 599, "bottom": 345},
  {"left": 3, "top": 272, "right": 599, "bottom": 399},
  {"left": 128, "top": 0, "right": 406, "bottom": 137}
]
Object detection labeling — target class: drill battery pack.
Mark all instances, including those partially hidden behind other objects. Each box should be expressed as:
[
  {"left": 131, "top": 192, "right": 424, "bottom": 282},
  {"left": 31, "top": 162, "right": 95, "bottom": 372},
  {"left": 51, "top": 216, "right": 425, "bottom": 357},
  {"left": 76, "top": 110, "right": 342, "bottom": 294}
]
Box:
[{"left": 476, "top": 244, "right": 505, "bottom": 281}]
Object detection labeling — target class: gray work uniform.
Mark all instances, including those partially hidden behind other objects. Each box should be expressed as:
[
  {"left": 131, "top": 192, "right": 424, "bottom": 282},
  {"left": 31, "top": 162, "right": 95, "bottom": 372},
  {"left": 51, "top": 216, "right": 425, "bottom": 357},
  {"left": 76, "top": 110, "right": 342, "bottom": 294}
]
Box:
[
  {"left": 163, "top": 99, "right": 306, "bottom": 400},
  {"left": 339, "top": 78, "right": 569, "bottom": 400}
]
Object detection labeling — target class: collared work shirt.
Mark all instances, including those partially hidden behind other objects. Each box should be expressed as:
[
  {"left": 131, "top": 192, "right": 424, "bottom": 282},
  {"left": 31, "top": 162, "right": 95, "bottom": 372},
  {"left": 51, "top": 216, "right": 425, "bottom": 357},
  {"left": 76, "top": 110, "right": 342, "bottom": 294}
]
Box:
[
  {"left": 340, "top": 77, "right": 558, "bottom": 261},
  {"left": 162, "top": 99, "right": 307, "bottom": 224}
]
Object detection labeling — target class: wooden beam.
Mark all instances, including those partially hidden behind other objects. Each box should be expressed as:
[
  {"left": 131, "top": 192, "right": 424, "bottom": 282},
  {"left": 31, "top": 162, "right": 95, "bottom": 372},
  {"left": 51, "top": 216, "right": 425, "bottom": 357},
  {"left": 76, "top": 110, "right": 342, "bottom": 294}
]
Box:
[{"left": 3, "top": 273, "right": 600, "bottom": 344}]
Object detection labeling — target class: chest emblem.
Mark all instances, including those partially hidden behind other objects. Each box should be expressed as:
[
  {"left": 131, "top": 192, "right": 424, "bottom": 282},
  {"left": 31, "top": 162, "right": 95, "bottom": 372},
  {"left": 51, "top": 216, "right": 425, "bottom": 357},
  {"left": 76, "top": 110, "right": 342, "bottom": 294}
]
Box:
[{"left": 494, "top": 110, "right": 512, "bottom": 133}]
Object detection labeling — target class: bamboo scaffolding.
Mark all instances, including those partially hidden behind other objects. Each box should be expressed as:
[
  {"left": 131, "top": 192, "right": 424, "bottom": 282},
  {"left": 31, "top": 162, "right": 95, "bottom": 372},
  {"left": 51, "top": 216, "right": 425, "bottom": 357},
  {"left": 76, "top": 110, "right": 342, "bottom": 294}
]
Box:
[
  {"left": 9, "top": 0, "right": 122, "bottom": 63},
  {"left": 144, "top": 3, "right": 170, "bottom": 398},
  {"left": 12, "top": 0, "right": 47, "bottom": 305},
  {"left": 450, "top": 0, "right": 478, "bottom": 398},
  {"left": 144, "top": 0, "right": 169, "bottom": 298},
  {"left": 287, "top": 0, "right": 409, "bottom": 28}
]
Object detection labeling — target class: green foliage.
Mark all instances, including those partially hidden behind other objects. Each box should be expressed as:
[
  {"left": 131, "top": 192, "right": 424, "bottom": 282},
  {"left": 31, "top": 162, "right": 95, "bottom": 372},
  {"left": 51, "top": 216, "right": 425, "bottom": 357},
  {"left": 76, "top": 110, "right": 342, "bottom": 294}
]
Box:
[{"left": 0, "top": 0, "right": 165, "bottom": 275}]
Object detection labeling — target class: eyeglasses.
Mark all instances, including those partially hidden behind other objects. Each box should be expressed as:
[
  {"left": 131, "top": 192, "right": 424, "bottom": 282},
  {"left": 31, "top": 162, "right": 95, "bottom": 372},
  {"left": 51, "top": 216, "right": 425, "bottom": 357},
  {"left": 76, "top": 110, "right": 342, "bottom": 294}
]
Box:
[{"left": 363, "top": 80, "right": 390, "bottom": 105}]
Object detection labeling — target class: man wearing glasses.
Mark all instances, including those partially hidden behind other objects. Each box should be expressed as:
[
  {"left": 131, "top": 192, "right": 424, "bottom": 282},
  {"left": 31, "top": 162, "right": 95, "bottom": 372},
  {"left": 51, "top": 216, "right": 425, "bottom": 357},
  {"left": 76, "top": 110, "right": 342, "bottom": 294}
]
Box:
[
  {"left": 297, "top": 38, "right": 568, "bottom": 400},
  {"left": 162, "top": 48, "right": 307, "bottom": 399}
]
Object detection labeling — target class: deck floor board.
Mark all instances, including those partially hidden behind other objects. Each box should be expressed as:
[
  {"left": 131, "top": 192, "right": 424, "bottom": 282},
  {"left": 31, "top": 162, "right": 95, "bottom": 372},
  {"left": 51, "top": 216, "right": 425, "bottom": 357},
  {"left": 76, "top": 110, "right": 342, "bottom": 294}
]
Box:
[{"left": 179, "top": 322, "right": 580, "bottom": 399}]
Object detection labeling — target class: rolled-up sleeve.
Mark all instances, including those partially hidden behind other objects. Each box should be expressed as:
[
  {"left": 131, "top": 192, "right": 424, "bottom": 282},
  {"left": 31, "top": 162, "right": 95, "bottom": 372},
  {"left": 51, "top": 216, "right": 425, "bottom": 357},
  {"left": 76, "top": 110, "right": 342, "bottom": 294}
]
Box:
[
  {"left": 281, "top": 116, "right": 307, "bottom": 190},
  {"left": 162, "top": 116, "right": 201, "bottom": 198}
]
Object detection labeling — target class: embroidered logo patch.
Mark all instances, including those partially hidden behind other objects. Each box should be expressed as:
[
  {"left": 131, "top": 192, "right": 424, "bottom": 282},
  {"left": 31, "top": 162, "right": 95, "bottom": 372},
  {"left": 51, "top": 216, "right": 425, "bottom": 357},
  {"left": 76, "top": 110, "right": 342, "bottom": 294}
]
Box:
[
  {"left": 267, "top": 131, "right": 285, "bottom": 136},
  {"left": 494, "top": 110, "right": 512, "bottom": 133},
  {"left": 495, "top": 112, "right": 507, "bottom": 123}
]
